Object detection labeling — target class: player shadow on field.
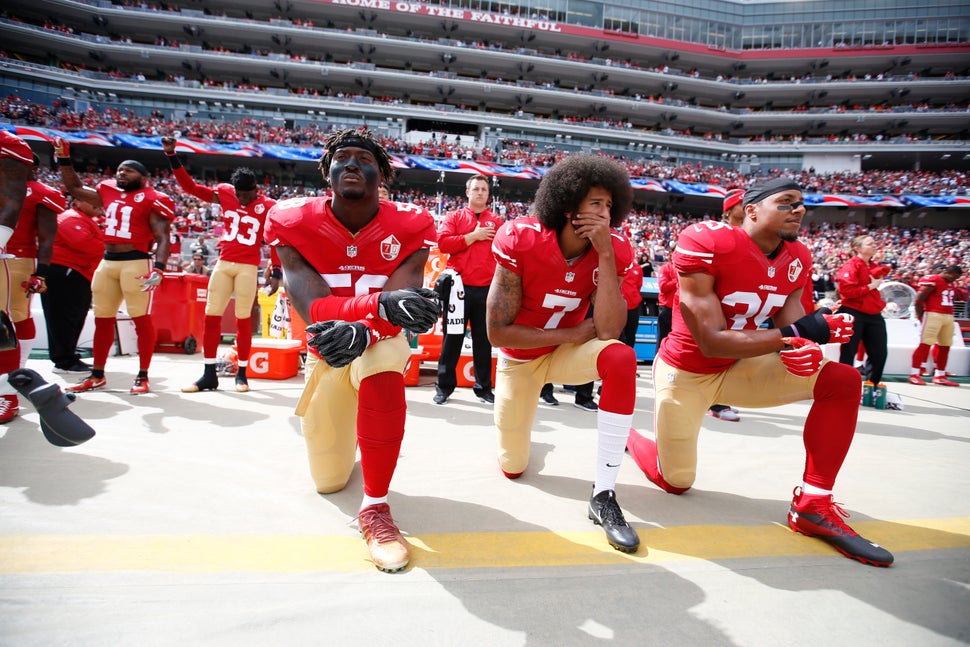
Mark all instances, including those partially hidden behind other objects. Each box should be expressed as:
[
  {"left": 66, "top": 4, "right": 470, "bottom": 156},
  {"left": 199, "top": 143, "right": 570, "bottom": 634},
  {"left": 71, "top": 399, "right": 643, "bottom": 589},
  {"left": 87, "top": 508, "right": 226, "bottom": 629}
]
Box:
[
  {"left": 319, "top": 479, "right": 735, "bottom": 645},
  {"left": 0, "top": 416, "right": 128, "bottom": 505},
  {"left": 703, "top": 405, "right": 970, "bottom": 445},
  {"left": 621, "top": 486, "right": 970, "bottom": 643}
]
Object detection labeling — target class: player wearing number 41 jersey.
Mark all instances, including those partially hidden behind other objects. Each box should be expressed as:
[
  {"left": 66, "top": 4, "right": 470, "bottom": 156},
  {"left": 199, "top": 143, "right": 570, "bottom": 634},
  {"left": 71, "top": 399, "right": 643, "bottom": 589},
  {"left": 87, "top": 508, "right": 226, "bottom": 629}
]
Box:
[
  {"left": 54, "top": 138, "right": 174, "bottom": 395},
  {"left": 162, "top": 136, "right": 277, "bottom": 394},
  {"left": 626, "top": 176, "right": 894, "bottom": 567}
]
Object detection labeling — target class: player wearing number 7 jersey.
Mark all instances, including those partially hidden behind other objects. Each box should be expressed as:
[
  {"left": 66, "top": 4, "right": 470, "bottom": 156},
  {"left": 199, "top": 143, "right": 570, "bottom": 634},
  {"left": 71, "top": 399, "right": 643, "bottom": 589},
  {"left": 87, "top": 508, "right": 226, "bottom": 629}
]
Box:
[
  {"left": 488, "top": 154, "right": 641, "bottom": 554},
  {"left": 161, "top": 136, "right": 277, "bottom": 393},
  {"left": 626, "top": 176, "right": 894, "bottom": 567},
  {"left": 54, "top": 138, "right": 174, "bottom": 395}
]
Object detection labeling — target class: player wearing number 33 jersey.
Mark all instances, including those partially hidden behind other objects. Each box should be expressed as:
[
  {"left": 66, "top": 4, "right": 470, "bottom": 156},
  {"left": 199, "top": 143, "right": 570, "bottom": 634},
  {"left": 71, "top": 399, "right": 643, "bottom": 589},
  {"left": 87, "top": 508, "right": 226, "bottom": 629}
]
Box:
[{"left": 163, "top": 138, "right": 276, "bottom": 394}]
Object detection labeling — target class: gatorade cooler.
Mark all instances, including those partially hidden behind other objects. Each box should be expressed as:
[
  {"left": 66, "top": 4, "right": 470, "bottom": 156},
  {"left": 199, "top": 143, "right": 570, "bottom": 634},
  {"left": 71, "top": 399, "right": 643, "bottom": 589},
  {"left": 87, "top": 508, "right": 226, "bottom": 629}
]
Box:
[
  {"left": 245, "top": 338, "right": 304, "bottom": 379},
  {"left": 151, "top": 272, "right": 209, "bottom": 354},
  {"left": 403, "top": 347, "right": 430, "bottom": 387},
  {"left": 455, "top": 353, "right": 498, "bottom": 388}
]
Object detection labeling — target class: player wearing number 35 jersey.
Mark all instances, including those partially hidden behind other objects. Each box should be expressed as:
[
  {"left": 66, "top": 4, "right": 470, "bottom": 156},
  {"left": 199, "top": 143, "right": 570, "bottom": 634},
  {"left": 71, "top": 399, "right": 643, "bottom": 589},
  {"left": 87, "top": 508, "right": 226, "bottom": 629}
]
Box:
[
  {"left": 55, "top": 138, "right": 174, "bottom": 395},
  {"left": 162, "top": 136, "right": 276, "bottom": 394},
  {"left": 626, "top": 176, "right": 894, "bottom": 567}
]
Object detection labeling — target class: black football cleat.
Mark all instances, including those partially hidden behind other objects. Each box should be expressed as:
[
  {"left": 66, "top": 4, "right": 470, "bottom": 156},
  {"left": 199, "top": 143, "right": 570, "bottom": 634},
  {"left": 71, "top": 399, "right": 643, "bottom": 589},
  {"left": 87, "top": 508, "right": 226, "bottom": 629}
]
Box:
[
  {"left": 8, "top": 368, "right": 96, "bottom": 446},
  {"left": 588, "top": 488, "right": 640, "bottom": 553}
]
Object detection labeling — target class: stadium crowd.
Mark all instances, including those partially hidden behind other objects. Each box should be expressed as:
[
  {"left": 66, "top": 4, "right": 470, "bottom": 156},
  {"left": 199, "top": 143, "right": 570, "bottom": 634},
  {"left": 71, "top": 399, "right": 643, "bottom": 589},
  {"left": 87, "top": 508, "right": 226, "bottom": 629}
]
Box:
[
  {"left": 28, "top": 162, "right": 969, "bottom": 302},
  {"left": 4, "top": 97, "right": 969, "bottom": 197}
]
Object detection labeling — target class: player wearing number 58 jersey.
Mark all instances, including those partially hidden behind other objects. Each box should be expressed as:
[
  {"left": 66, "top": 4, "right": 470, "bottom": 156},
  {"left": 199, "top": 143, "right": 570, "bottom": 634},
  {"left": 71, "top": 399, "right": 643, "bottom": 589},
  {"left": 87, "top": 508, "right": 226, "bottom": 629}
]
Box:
[
  {"left": 627, "top": 176, "right": 894, "bottom": 567},
  {"left": 162, "top": 136, "right": 277, "bottom": 393},
  {"left": 265, "top": 128, "right": 438, "bottom": 573},
  {"left": 54, "top": 138, "right": 174, "bottom": 395},
  {"left": 488, "top": 154, "right": 641, "bottom": 554}
]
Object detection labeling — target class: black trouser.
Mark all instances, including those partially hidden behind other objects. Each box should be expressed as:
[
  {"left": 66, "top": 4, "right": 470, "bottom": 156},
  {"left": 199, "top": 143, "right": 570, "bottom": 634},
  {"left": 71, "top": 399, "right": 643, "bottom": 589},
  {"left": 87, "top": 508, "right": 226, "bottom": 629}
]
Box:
[
  {"left": 436, "top": 284, "right": 492, "bottom": 398},
  {"left": 619, "top": 307, "right": 639, "bottom": 349},
  {"left": 838, "top": 307, "right": 887, "bottom": 385},
  {"left": 657, "top": 305, "right": 673, "bottom": 346},
  {"left": 40, "top": 264, "right": 92, "bottom": 368}
]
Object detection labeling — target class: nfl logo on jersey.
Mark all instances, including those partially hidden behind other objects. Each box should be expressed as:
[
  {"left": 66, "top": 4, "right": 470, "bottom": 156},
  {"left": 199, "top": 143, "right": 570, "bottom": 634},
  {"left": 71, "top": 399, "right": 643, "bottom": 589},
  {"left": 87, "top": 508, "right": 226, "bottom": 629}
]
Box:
[{"left": 346, "top": 245, "right": 358, "bottom": 258}]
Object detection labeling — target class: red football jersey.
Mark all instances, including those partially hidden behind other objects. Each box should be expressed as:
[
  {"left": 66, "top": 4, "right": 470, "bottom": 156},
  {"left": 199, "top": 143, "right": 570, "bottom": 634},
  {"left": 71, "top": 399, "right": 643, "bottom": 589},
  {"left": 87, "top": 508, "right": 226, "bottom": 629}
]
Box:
[
  {"left": 212, "top": 184, "right": 276, "bottom": 265},
  {"left": 918, "top": 274, "right": 956, "bottom": 315},
  {"left": 8, "top": 181, "right": 65, "bottom": 257},
  {"left": 96, "top": 180, "right": 175, "bottom": 252},
  {"left": 660, "top": 220, "right": 813, "bottom": 374},
  {"left": 265, "top": 196, "right": 437, "bottom": 295},
  {"left": 491, "top": 217, "right": 633, "bottom": 361}
]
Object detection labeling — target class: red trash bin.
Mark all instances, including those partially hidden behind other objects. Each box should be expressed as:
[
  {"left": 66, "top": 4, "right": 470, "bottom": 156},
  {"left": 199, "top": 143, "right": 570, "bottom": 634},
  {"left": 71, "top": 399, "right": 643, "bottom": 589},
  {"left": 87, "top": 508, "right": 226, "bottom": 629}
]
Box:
[{"left": 151, "top": 272, "right": 209, "bottom": 354}]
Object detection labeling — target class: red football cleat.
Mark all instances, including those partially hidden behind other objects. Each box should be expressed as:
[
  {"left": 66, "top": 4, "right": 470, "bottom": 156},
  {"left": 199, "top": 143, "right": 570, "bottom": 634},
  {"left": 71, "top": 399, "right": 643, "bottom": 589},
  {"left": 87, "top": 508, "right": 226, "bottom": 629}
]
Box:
[
  {"left": 0, "top": 394, "right": 19, "bottom": 423},
  {"left": 931, "top": 376, "right": 960, "bottom": 387},
  {"left": 788, "top": 487, "right": 893, "bottom": 567},
  {"left": 129, "top": 376, "right": 150, "bottom": 394},
  {"left": 907, "top": 375, "right": 926, "bottom": 385},
  {"left": 67, "top": 376, "right": 107, "bottom": 393}
]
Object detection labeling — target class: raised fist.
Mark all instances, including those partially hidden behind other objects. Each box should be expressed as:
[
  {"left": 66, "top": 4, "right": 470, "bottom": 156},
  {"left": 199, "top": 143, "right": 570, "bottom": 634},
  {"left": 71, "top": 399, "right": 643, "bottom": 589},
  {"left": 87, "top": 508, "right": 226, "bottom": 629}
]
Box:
[
  {"left": 377, "top": 287, "right": 441, "bottom": 333},
  {"left": 161, "top": 136, "right": 177, "bottom": 154},
  {"left": 53, "top": 136, "right": 70, "bottom": 159}
]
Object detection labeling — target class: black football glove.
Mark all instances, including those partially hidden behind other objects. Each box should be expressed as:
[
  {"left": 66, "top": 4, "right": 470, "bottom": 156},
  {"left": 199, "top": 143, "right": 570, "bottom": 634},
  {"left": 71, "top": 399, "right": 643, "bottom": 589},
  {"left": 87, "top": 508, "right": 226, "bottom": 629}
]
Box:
[
  {"left": 377, "top": 287, "right": 441, "bottom": 333},
  {"left": 306, "top": 320, "right": 371, "bottom": 368}
]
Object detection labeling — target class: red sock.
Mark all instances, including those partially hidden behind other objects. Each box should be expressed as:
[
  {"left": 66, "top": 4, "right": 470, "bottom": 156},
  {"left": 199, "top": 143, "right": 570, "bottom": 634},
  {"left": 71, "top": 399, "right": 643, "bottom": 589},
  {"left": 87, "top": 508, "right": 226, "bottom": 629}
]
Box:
[
  {"left": 235, "top": 317, "right": 253, "bottom": 362},
  {"left": 934, "top": 345, "right": 950, "bottom": 372},
  {"left": 202, "top": 315, "right": 222, "bottom": 359},
  {"left": 356, "top": 371, "right": 406, "bottom": 499},
  {"left": 912, "top": 343, "right": 931, "bottom": 371},
  {"left": 0, "top": 347, "right": 18, "bottom": 376},
  {"left": 626, "top": 428, "right": 689, "bottom": 494},
  {"left": 131, "top": 315, "right": 156, "bottom": 372},
  {"left": 93, "top": 317, "right": 116, "bottom": 367},
  {"left": 14, "top": 317, "right": 34, "bottom": 341},
  {"left": 596, "top": 343, "right": 636, "bottom": 414},
  {"left": 803, "top": 361, "right": 861, "bottom": 490}
]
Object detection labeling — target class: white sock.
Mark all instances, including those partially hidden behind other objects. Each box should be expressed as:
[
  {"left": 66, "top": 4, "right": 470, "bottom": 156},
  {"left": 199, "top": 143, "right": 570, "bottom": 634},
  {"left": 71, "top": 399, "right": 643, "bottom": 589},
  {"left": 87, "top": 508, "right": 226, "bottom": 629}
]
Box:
[
  {"left": 935, "top": 369, "right": 945, "bottom": 377},
  {"left": 801, "top": 483, "right": 831, "bottom": 496},
  {"left": 593, "top": 409, "right": 633, "bottom": 496},
  {"left": 18, "top": 337, "right": 33, "bottom": 368},
  {"left": 360, "top": 494, "right": 388, "bottom": 511}
]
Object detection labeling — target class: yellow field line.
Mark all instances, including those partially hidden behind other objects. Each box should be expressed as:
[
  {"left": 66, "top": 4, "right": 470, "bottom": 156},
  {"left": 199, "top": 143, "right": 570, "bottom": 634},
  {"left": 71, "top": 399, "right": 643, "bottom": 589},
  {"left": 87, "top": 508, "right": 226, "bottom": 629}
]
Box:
[{"left": 2, "top": 518, "right": 967, "bottom": 574}]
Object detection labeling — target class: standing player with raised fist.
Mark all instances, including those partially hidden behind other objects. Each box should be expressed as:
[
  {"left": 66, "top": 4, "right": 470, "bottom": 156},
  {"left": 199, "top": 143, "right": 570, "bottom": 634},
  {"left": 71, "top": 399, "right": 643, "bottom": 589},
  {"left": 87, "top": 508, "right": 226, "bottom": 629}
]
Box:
[
  {"left": 161, "top": 136, "right": 277, "bottom": 394},
  {"left": 626, "top": 176, "right": 894, "bottom": 567},
  {"left": 54, "top": 137, "right": 174, "bottom": 395}
]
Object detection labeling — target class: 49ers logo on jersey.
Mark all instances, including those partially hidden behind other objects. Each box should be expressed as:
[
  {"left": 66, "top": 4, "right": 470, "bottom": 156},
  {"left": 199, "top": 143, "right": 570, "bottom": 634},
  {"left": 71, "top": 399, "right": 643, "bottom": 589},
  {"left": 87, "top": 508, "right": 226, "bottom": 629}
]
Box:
[
  {"left": 788, "top": 258, "right": 804, "bottom": 283},
  {"left": 380, "top": 234, "right": 401, "bottom": 261}
]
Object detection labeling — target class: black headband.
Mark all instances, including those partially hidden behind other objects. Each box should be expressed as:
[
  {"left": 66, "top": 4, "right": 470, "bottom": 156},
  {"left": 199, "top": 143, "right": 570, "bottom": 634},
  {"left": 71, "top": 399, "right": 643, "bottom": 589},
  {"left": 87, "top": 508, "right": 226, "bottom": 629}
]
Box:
[
  {"left": 330, "top": 135, "right": 380, "bottom": 157},
  {"left": 118, "top": 159, "right": 149, "bottom": 176},
  {"left": 743, "top": 177, "right": 801, "bottom": 207}
]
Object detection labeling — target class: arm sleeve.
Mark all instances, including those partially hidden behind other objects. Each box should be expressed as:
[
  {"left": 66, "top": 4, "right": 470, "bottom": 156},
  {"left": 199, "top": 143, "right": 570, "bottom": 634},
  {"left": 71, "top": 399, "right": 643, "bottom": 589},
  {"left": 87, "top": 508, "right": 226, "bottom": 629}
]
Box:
[{"left": 173, "top": 166, "right": 217, "bottom": 203}]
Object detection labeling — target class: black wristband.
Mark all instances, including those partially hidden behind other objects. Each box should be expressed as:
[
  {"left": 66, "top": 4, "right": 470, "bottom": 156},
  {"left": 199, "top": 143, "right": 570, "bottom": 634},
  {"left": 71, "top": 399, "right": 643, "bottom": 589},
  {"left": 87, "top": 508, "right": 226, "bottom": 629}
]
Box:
[
  {"left": 57, "top": 157, "right": 72, "bottom": 166},
  {"left": 271, "top": 267, "right": 282, "bottom": 279},
  {"left": 164, "top": 152, "right": 182, "bottom": 169},
  {"left": 779, "top": 325, "right": 797, "bottom": 338},
  {"left": 154, "top": 261, "right": 166, "bottom": 271},
  {"left": 34, "top": 263, "right": 49, "bottom": 278}
]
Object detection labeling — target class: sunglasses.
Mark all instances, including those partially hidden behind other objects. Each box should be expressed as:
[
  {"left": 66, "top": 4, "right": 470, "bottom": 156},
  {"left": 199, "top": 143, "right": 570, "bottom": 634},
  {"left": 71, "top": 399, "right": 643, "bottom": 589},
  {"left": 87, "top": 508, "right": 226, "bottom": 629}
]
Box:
[{"left": 776, "top": 201, "right": 804, "bottom": 211}]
